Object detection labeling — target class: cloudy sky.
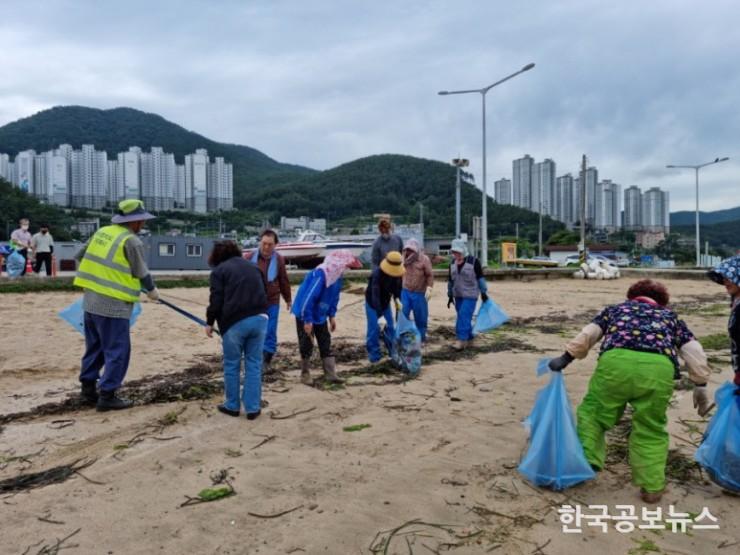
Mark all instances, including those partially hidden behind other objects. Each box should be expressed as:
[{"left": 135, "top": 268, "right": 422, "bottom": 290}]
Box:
[{"left": 1, "top": 0, "right": 738, "bottom": 211}]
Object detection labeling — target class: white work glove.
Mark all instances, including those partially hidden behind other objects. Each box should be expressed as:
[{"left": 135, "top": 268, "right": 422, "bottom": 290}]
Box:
[
  {"left": 693, "top": 385, "right": 710, "bottom": 417},
  {"left": 146, "top": 288, "right": 160, "bottom": 302},
  {"left": 425, "top": 286, "right": 433, "bottom": 302}
]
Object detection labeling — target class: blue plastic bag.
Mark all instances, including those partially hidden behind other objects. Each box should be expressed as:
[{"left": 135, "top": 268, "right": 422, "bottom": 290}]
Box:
[
  {"left": 391, "top": 310, "right": 422, "bottom": 376},
  {"left": 58, "top": 297, "right": 142, "bottom": 335},
  {"left": 6, "top": 250, "right": 25, "bottom": 278},
  {"left": 518, "top": 360, "right": 596, "bottom": 490},
  {"left": 473, "top": 298, "right": 509, "bottom": 335},
  {"left": 695, "top": 382, "right": 740, "bottom": 492}
]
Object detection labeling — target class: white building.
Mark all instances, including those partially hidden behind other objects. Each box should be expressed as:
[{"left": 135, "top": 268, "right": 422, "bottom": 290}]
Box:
[
  {"left": 594, "top": 180, "right": 621, "bottom": 231},
  {"left": 14, "top": 150, "right": 36, "bottom": 194},
  {"left": 641, "top": 187, "right": 670, "bottom": 233},
  {"left": 512, "top": 155, "right": 533, "bottom": 209},
  {"left": 623, "top": 186, "right": 642, "bottom": 230},
  {"left": 117, "top": 148, "right": 142, "bottom": 201},
  {"left": 0, "top": 153, "right": 10, "bottom": 181},
  {"left": 2, "top": 143, "right": 232, "bottom": 213},
  {"left": 532, "top": 158, "right": 556, "bottom": 215},
  {"left": 555, "top": 173, "right": 575, "bottom": 225},
  {"left": 494, "top": 178, "right": 512, "bottom": 205},
  {"left": 185, "top": 149, "right": 209, "bottom": 213}
]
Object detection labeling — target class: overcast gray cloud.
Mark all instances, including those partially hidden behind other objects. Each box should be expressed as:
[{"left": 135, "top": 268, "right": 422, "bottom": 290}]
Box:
[{"left": 1, "top": 0, "right": 737, "bottom": 210}]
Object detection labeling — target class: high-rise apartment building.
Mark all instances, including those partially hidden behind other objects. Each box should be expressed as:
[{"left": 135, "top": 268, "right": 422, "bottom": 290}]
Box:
[
  {"left": 594, "top": 180, "right": 621, "bottom": 231},
  {"left": 185, "top": 149, "right": 209, "bottom": 213},
  {"left": 555, "top": 174, "right": 575, "bottom": 225},
  {"left": 512, "top": 155, "right": 533, "bottom": 209},
  {"left": 532, "top": 158, "right": 556, "bottom": 215},
  {"left": 642, "top": 187, "right": 670, "bottom": 233},
  {"left": 624, "top": 186, "right": 642, "bottom": 230},
  {"left": 494, "top": 178, "right": 512, "bottom": 205}
]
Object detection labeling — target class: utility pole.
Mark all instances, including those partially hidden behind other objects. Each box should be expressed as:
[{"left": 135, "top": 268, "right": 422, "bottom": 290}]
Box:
[
  {"left": 579, "top": 155, "right": 587, "bottom": 265},
  {"left": 451, "top": 158, "right": 469, "bottom": 238}
]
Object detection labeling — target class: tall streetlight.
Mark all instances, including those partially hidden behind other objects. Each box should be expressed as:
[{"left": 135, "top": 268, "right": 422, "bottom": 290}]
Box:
[
  {"left": 666, "top": 157, "right": 729, "bottom": 267},
  {"left": 451, "top": 158, "right": 469, "bottom": 238},
  {"left": 439, "top": 62, "right": 535, "bottom": 266}
]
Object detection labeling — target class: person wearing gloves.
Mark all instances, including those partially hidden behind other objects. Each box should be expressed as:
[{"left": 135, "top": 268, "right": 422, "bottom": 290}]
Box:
[
  {"left": 370, "top": 218, "right": 404, "bottom": 270},
  {"left": 401, "top": 239, "right": 434, "bottom": 342},
  {"left": 10, "top": 218, "right": 32, "bottom": 276},
  {"left": 447, "top": 239, "right": 488, "bottom": 351},
  {"left": 205, "top": 240, "right": 268, "bottom": 420},
  {"left": 707, "top": 256, "right": 740, "bottom": 391},
  {"left": 251, "top": 229, "right": 292, "bottom": 375},
  {"left": 548, "top": 279, "right": 711, "bottom": 503},
  {"left": 365, "top": 251, "right": 404, "bottom": 362},
  {"left": 73, "top": 199, "right": 160, "bottom": 411},
  {"left": 292, "top": 249, "right": 362, "bottom": 384}
]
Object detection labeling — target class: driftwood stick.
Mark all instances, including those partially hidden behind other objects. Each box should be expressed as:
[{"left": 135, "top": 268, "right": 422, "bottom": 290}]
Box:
[
  {"left": 247, "top": 504, "right": 304, "bottom": 518},
  {"left": 270, "top": 407, "right": 316, "bottom": 420}
]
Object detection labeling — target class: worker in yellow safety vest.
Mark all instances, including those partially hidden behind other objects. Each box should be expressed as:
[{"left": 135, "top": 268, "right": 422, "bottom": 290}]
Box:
[{"left": 73, "top": 199, "right": 160, "bottom": 411}]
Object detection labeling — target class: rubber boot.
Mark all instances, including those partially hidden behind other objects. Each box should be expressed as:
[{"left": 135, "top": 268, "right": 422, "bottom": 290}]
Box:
[
  {"left": 96, "top": 389, "right": 134, "bottom": 412},
  {"left": 80, "top": 381, "right": 98, "bottom": 405},
  {"left": 300, "top": 358, "right": 312, "bottom": 385},
  {"left": 262, "top": 351, "right": 274, "bottom": 375},
  {"left": 322, "top": 356, "right": 343, "bottom": 384}
]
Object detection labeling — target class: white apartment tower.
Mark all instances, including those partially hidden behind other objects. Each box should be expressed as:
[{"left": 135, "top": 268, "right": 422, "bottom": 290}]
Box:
[
  {"left": 555, "top": 174, "right": 575, "bottom": 225},
  {"left": 641, "top": 187, "right": 670, "bottom": 233},
  {"left": 494, "top": 178, "right": 512, "bottom": 205},
  {"left": 594, "top": 180, "right": 622, "bottom": 231},
  {"left": 185, "top": 149, "right": 209, "bottom": 213},
  {"left": 512, "top": 155, "right": 533, "bottom": 209},
  {"left": 623, "top": 186, "right": 642, "bottom": 230}
]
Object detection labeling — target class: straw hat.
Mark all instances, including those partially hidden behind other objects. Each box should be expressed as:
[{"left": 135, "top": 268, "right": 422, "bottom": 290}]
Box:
[{"left": 380, "top": 251, "right": 405, "bottom": 277}]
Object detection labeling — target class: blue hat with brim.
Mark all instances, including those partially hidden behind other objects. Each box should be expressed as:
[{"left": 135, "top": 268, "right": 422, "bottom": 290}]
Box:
[
  {"left": 111, "top": 199, "right": 156, "bottom": 224},
  {"left": 707, "top": 255, "right": 740, "bottom": 286}
]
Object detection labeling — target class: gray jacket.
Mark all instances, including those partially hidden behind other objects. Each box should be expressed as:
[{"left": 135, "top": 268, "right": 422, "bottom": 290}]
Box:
[{"left": 371, "top": 234, "right": 404, "bottom": 268}]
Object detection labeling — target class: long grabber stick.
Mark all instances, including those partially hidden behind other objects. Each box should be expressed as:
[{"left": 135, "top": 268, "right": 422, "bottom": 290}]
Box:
[{"left": 157, "top": 297, "right": 220, "bottom": 336}]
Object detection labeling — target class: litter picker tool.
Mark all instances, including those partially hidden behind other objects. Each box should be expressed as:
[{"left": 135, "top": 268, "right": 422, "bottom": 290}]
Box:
[{"left": 157, "top": 296, "right": 220, "bottom": 336}]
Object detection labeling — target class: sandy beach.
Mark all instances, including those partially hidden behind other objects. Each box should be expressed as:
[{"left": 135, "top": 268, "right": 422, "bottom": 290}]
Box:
[{"left": 1, "top": 276, "right": 738, "bottom": 554}]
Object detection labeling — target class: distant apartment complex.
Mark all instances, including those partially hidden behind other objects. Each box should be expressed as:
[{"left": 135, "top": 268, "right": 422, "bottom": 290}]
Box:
[
  {"left": 497, "top": 155, "right": 670, "bottom": 233},
  {"left": 0, "top": 145, "right": 233, "bottom": 213}
]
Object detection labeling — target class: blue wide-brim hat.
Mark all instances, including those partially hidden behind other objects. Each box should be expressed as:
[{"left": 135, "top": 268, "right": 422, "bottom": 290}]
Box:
[
  {"left": 707, "top": 255, "right": 740, "bottom": 286},
  {"left": 111, "top": 199, "right": 156, "bottom": 224}
]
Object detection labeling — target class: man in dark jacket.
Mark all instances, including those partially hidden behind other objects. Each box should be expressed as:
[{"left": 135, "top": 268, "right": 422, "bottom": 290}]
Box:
[
  {"left": 365, "top": 251, "right": 404, "bottom": 362},
  {"left": 205, "top": 241, "right": 268, "bottom": 420}
]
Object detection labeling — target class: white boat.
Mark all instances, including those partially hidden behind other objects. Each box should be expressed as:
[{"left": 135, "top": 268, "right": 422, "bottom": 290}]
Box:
[
  {"left": 296, "top": 230, "right": 372, "bottom": 259},
  {"left": 242, "top": 230, "right": 371, "bottom": 267}
]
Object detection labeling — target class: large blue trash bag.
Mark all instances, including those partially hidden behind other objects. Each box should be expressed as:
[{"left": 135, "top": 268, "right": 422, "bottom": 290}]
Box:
[
  {"left": 473, "top": 298, "right": 509, "bottom": 335},
  {"left": 518, "top": 359, "right": 596, "bottom": 490},
  {"left": 391, "top": 310, "right": 422, "bottom": 376},
  {"left": 58, "top": 297, "right": 142, "bottom": 335},
  {"left": 6, "top": 250, "right": 25, "bottom": 278},
  {"left": 695, "top": 382, "right": 740, "bottom": 492}
]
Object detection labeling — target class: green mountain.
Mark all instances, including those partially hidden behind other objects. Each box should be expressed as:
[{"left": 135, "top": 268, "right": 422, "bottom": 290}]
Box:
[
  {"left": 0, "top": 178, "right": 76, "bottom": 241},
  {"left": 240, "top": 153, "right": 564, "bottom": 238},
  {"left": 673, "top": 220, "right": 740, "bottom": 251},
  {"left": 671, "top": 206, "right": 740, "bottom": 226},
  {"left": 0, "top": 106, "right": 316, "bottom": 206}
]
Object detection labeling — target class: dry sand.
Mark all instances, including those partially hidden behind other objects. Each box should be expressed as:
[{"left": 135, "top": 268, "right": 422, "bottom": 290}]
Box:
[{"left": 0, "top": 277, "right": 738, "bottom": 554}]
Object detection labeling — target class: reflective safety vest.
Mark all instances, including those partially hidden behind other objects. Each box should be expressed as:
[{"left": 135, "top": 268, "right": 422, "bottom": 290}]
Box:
[{"left": 73, "top": 224, "right": 141, "bottom": 303}]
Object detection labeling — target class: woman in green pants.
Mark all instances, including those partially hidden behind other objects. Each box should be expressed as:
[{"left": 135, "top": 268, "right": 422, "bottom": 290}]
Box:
[{"left": 548, "top": 279, "right": 712, "bottom": 502}]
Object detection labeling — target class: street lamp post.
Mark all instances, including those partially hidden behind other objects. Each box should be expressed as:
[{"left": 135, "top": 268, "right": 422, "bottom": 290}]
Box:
[
  {"left": 439, "top": 63, "right": 535, "bottom": 266},
  {"left": 451, "top": 158, "right": 469, "bottom": 238},
  {"left": 666, "top": 157, "right": 729, "bottom": 267}
]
